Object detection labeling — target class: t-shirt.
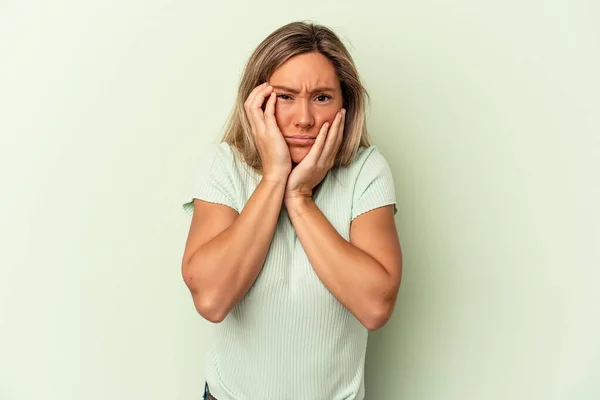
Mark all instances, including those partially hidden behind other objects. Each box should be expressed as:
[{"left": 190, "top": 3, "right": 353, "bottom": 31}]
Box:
[{"left": 182, "top": 142, "right": 397, "bottom": 400}]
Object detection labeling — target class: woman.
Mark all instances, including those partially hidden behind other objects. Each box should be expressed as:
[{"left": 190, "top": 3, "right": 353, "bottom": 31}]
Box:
[{"left": 182, "top": 21, "right": 402, "bottom": 400}]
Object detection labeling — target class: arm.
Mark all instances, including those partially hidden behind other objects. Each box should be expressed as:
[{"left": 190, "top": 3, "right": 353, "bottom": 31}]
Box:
[
  {"left": 181, "top": 83, "right": 292, "bottom": 323},
  {"left": 181, "top": 178, "right": 286, "bottom": 323},
  {"left": 282, "top": 108, "right": 402, "bottom": 330},
  {"left": 284, "top": 199, "right": 402, "bottom": 331}
]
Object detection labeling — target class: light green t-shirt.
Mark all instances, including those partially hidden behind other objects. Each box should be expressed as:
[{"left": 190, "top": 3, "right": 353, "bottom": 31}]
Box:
[{"left": 183, "top": 142, "right": 397, "bottom": 400}]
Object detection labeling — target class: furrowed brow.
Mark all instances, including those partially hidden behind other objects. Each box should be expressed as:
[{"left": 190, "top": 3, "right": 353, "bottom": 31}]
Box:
[{"left": 271, "top": 85, "right": 336, "bottom": 94}]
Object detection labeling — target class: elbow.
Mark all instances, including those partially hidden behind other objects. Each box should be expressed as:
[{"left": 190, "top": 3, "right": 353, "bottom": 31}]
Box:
[
  {"left": 363, "top": 298, "right": 397, "bottom": 331},
  {"left": 193, "top": 294, "right": 229, "bottom": 323},
  {"left": 364, "top": 274, "right": 402, "bottom": 331},
  {"left": 182, "top": 263, "right": 229, "bottom": 323},
  {"left": 363, "top": 312, "right": 390, "bottom": 332}
]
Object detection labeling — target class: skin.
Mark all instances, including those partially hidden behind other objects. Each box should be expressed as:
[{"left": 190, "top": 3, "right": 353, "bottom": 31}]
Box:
[{"left": 268, "top": 52, "right": 344, "bottom": 166}]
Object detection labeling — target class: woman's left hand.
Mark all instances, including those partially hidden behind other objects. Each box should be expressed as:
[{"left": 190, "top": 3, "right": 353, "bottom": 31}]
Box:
[{"left": 284, "top": 108, "right": 346, "bottom": 202}]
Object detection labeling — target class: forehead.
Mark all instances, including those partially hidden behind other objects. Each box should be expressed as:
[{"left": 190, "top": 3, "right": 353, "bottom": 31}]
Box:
[{"left": 269, "top": 52, "right": 340, "bottom": 89}]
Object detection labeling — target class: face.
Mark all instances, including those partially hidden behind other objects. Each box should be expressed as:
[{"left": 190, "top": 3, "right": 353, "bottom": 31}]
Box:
[{"left": 268, "top": 52, "right": 344, "bottom": 165}]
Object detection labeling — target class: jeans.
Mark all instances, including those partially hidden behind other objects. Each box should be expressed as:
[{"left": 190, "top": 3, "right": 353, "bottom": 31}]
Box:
[
  {"left": 203, "top": 382, "right": 364, "bottom": 399},
  {"left": 203, "top": 382, "right": 217, "bottom": 400}
]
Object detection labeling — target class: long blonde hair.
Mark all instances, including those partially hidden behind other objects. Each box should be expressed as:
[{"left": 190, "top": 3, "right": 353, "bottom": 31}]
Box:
[{"left": 221, "top": 21, "right": 371, "bottom": 172}]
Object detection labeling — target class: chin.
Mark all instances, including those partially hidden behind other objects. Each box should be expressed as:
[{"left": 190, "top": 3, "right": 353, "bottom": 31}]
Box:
[{"left": 289, "top": 146, "right": 310, "bottom": 165}]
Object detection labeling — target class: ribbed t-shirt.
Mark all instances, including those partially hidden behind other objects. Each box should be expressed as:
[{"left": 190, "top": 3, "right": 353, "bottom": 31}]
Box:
[{"left": 183, "top": 142, "right": 397, "bottom": 400}]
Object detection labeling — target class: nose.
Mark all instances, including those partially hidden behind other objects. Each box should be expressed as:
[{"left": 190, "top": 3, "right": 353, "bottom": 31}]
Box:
[{"left": 293, "top": 99, "right": 315, "bottom": 130}]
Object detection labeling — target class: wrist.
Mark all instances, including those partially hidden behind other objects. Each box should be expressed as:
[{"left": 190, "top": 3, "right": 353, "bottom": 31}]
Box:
[
  {"left": 261, "top": 173, "right": 288, "bottom": 187},
  {"left": 284, "top": 193, "right": 313, "bottom": 217}
]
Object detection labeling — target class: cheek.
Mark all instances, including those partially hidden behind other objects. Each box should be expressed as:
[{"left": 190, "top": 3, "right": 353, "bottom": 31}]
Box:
[
  {"left": 318, "top": 109, "right": 341, "bottom": 125},
  {"left": 274, "top": 105, "right": 293, "bottom": 126}
]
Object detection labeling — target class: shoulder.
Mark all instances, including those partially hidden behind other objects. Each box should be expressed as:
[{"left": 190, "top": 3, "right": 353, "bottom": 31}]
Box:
[
  {"left": 201, "top": 141, "right": 237, "bottom": 164},
  {"left": 193, "top": 142, "right": 246, "bottom": 177},
  {"left": 343, "top": 145, "right": 392, "bottom": 176},
  {"left": 183, "top": 142, "right": 244, "bottom": 215},
  {"left": 341, "top": 145, "right": 397, "bottom": 218}
]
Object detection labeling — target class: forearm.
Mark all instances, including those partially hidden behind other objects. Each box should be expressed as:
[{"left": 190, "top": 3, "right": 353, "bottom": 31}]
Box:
[
  {"left": 285, "top": 197, "right": 397, "bottom": 330},
  {"left": 188, "top": 178, "right": 286, "bottom": 321}
]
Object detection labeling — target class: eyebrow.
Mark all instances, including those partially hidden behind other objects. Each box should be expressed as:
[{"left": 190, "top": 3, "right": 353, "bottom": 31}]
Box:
[{"left": 271, "top": 85, "right": 336, "bottom": 94}]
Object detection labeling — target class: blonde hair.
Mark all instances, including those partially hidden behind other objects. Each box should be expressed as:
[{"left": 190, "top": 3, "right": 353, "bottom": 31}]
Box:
[{"left": 221, "top": 21, "right": 371, "bottom": 172}]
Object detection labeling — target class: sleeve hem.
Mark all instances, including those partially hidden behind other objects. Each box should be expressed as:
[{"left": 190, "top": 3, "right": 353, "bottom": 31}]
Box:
[
  {"left": 351, "top": 202, "right": 398, "bottom": 221},
  {"left": 182, "top": 198, "right": 241, "bottom": 216}
]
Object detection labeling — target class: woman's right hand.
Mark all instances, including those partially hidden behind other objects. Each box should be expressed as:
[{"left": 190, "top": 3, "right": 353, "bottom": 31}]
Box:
[{"left": 244, "top": 82, "right": 291, "bottom": 183}]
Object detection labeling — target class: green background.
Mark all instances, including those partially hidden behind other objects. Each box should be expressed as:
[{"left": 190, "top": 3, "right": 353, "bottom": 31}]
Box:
[{"left": 0, "top": 0, "right": 598, "bottom": 399}]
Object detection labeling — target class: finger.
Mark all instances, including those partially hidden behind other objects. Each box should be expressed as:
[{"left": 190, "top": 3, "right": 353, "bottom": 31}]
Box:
[
  {"left": 323, "top": 111, "right": 342, "bottom": 151},
  {"left": 320, "top": 111, "right": 342, "bottom": 166},
  {"left": 244, "top": 82, "right": 268, "bottom": 113},
  {"left": 245, "top": 83, "right": 271, "bottom": 131},
  {"left": 304, "top": 121, "right": 330, "bottom": 164},
  {"left": 250, "top": 83, "right": 272, "bottom": 110},
  {"left": 330, "top": 109, "right": 345, "bottom": 166},
  {"left": 264, "top": 92, "right": 279, "bottom": 132},
  {"left": 244, "top": 82, "right": 268, "bottom": 105},
  {"left": 250, "top": 84, "right": 273, "bottom": 121},
  {"left": 244, "top": 83, "right": 266, "bottom": 131},
  {"left": 335, "top": 108, "right": 346, "bottom": 152}
]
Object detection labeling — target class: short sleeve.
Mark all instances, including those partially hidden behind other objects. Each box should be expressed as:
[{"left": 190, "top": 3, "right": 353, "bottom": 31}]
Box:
[
  {"left": 182, "top": 143, "right": 240, "bottom": 216},
  {"left": 351, "top": 147, "right": 398, "bottom": 220}
]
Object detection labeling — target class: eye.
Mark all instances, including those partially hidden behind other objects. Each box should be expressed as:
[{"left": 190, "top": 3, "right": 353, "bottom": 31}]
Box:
[
  {"left": 315, "top": 94, "right": 332, "bottom": 102},
  {"left": 277, "top": 94, "right": 292, "bottom": 100}
]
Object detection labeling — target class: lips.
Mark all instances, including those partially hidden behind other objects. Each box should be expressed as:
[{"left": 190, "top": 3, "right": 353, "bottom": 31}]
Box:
[{"left": 284, "top": 135, "right": 316, "bottom": 145}]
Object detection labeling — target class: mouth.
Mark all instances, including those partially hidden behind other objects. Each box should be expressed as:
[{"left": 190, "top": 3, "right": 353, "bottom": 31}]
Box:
[{"left": 284, "top": 135, "right": 316, "bottom": 146}]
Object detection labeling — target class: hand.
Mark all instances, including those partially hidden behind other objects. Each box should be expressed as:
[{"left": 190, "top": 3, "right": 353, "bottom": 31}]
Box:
[
  {"left": 244, "top": 82, "right": 291, "bottom": 184},
  {"left": 284, "top": 108, "right": 346, "bottom": 202}
]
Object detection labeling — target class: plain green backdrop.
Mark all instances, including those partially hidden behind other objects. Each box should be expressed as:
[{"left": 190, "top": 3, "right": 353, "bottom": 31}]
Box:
[{"left": 0, "top": 0, "right": 598, "bottom": 399}]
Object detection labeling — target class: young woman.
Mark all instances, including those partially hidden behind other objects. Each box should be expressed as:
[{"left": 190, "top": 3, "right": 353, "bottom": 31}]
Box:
[{"left": 181, "top": 21, "right": 403, "bottom": 400}]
